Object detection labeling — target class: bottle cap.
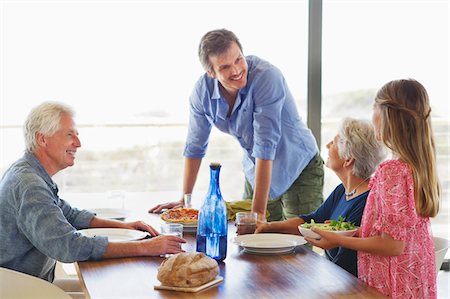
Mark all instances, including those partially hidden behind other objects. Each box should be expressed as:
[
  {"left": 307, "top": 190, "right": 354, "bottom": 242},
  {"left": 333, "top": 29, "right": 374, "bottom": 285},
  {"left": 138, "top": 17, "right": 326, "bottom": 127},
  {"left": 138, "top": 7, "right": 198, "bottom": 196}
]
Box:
[{"left": 210, "top": 162, "right": 221, "bottom": 169}]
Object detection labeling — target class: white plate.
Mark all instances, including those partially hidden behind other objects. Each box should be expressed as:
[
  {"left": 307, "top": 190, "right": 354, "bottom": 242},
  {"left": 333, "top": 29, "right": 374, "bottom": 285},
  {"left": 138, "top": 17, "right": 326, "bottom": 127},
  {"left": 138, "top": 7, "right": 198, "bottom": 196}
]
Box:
[
  {"left": 91, "top": 208, "right": 131, "bottom": 220},
  {"left": 232, "top": 233, "right": 306, "bottom": 254},
  {"left": 243, "top": 247, "right": 295, "bottom": 255},
  {"left": 298, "top": 226, "right": 358, "bottom": 240},
  {"left": 78, "top": 228, "right": 148, "bottom": 242}
]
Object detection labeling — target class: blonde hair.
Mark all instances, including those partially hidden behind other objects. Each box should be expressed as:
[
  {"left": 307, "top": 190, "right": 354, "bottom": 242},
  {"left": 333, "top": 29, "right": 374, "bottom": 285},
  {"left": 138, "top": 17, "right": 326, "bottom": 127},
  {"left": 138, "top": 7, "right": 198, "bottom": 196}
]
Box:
[{"left": 375, "top": 79, "right": 440, "bottom": 217}]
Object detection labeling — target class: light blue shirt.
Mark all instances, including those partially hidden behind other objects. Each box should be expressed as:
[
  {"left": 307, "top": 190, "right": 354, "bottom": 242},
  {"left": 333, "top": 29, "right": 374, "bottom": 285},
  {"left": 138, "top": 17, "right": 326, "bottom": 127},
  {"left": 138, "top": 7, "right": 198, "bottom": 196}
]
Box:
[
  {"left": 184, "top": 55, "right": 318, "bottom": 198},
  {"left": 0, "top": 152, "right": 108, "bottom": 282}
]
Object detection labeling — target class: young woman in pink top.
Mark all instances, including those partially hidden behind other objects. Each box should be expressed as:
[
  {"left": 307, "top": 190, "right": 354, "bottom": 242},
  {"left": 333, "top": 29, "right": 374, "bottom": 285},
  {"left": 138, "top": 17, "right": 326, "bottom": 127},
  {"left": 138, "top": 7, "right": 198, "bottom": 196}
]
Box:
[{"left": 306, "top": 79, "right": 440, "bottom": 298}]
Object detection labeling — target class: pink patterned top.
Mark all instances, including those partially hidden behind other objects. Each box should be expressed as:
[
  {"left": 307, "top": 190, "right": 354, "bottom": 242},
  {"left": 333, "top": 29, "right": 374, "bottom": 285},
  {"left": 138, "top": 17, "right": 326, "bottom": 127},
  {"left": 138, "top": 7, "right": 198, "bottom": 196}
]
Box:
[{"left": 358, "top": 160, "right": 436, "bottom": 299}]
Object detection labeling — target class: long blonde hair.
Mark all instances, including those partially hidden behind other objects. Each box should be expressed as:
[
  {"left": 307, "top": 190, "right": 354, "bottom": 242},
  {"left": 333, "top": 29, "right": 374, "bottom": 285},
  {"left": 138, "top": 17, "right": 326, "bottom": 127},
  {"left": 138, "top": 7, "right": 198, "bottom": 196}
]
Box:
[{"left": 375, "top": 79, "right": 440, "bottom": 217}]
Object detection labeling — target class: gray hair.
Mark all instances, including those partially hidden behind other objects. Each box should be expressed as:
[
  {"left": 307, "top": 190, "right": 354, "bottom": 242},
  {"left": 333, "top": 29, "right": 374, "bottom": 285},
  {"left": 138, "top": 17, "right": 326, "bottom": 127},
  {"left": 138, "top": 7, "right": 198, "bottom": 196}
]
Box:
[
  {"left": 337, "top": 118, "right": 386, "bottom": 179},
  {"left": 24, "top": 101, "right": 75, "bottom": 152},
  {"left": 198, "top": 28, "right": 243, "bottom": 72}
]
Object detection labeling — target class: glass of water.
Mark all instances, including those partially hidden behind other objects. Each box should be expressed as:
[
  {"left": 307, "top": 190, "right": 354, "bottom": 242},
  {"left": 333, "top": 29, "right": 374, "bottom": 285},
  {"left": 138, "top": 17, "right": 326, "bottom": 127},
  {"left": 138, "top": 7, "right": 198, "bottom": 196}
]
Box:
[
  {"left": 160, "top": 223, "right": 183, "bottom": 238},
  {"left": 160, "top": 223, "right": 183, "bottom": 257}
]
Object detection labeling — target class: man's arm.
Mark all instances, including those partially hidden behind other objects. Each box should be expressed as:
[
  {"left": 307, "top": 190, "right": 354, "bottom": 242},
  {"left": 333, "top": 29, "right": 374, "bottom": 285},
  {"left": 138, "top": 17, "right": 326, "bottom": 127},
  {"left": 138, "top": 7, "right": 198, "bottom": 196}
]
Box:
[
  {"left": 148, "top": 157, "right": 202, "bottom": 213},
  {"left": 88, "top": 217, "right": 186, "bottom": 258},
  {"left": 102, "top": 235, "right": 186, "bottom": 258},
  {"left": 89, "top": 217, "right": 159, "bottom": 236},
  {"left": 182, "top": 157, "right": 202, "bottom": 197},
  {"left": 251, "top": 158, "right": 272, "bottom": 221}
]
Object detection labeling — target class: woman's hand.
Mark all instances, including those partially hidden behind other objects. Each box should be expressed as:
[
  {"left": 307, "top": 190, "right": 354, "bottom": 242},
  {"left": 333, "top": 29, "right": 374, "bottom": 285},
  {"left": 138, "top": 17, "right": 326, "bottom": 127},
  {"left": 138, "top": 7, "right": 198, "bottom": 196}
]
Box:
[{"left": 254, "top": 220, "right": 270, "bottom": 233}]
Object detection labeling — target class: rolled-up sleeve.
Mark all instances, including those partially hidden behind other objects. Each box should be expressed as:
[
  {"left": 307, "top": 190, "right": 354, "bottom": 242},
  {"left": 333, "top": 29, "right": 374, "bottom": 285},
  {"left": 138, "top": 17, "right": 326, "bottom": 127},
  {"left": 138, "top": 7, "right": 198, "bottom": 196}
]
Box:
[
  {"left": 59, "top": 198, "right": 95, "bottom": 229},
  {"left": 184, "top": 81, "right": 213, "bottom": 159}
]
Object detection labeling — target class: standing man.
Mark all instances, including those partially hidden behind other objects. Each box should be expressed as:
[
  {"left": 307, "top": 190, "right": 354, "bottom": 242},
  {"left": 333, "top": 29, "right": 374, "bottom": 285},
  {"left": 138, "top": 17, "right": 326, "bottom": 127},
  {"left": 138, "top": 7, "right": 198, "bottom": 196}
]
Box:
[
  {"left": 0, "top": 102, "right": 185, "bottom": 285},
  {"left": 150, "top": 29, "right": 324, "bottom": 221}
]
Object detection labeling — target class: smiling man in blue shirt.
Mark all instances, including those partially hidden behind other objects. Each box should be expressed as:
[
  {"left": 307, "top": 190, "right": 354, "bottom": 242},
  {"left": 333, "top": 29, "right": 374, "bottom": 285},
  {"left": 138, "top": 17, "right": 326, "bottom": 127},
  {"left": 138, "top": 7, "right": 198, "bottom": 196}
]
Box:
[{"left": 150, "top": 29, "right": 324, "bottom": 221}]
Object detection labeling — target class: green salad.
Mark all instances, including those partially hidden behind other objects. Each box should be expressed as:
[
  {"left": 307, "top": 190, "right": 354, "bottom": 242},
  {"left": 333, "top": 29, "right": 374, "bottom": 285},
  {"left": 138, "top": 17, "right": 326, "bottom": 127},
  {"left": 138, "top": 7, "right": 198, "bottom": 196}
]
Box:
[{"left": 300, "top": 216, "right": 356, "bottom": 231}]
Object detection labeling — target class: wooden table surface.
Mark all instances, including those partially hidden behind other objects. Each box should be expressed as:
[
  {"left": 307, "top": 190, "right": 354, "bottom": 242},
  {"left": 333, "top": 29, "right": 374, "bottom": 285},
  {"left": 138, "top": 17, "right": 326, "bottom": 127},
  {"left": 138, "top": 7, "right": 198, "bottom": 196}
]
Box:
[{"left": 76, "top": 213, "right": 386, "bottom": 299}]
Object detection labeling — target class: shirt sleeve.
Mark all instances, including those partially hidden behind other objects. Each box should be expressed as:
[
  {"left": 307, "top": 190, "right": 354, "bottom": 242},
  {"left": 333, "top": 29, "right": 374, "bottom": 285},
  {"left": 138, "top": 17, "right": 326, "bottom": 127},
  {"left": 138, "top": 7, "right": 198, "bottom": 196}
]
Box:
[
  {"left": 17, "top": 180, "right": 108, "bottom": 262},
  {"left": 372, "top": 162, "right": 417, "bottom": 241},
  {"left": 251, "top": 67, "right": 286, "bottom": 160},
  {"left": 183, "top": 80, "right": 212, "bottom": 159},
  {"left": 58, "top": 198, "right": 96, "bottom": 229}
]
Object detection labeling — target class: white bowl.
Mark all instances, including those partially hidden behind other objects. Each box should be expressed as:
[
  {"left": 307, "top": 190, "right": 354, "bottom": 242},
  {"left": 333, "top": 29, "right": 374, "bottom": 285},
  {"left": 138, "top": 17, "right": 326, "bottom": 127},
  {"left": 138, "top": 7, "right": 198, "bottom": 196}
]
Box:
[{"left": 298, "top": 225, "right": 358, "bottom": 240}]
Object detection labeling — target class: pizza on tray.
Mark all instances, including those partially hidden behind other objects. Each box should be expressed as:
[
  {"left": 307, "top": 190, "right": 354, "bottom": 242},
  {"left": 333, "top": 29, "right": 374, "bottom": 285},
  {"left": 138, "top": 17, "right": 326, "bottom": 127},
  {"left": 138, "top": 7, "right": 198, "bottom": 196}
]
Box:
[{"left": 160, "top": 208, "right": 199, "bottom": 224}]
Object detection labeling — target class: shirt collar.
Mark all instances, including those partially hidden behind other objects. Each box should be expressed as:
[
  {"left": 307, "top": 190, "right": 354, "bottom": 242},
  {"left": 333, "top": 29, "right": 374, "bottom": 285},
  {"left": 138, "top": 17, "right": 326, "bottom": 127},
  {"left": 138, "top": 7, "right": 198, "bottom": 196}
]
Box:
[
  {"left": 211, "top": 78, "right": 249, "bottom": 100},
  {"left": 24, "top": 151, "right": 58, "bottom": 193},
  {"left": 212, "top": 80, "right": 221, "bottom": 100}
]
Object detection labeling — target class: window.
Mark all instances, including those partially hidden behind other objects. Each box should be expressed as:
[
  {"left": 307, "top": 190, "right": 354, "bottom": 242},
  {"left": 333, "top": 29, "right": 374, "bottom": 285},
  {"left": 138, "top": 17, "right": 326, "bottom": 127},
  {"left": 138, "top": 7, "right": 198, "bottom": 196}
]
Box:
[
  {"left": 0, "top": 1, "right": 309, "bottom": 201},
  {"left": 322, "top": 0, "right": 449, "bottom": 239}
]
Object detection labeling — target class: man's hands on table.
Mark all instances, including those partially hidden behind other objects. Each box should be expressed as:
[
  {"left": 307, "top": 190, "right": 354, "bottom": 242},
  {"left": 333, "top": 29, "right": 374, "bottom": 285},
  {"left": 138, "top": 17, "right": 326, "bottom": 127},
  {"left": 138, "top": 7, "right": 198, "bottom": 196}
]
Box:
[
  {"left": 139, "top": 235, "right": 186, "bottom": 256},
  {"left": 148, "top": 199, "right": 184, "bottom": 213},
  {"left": 122, "top": 220, "right": 159, "bottom": 236}
]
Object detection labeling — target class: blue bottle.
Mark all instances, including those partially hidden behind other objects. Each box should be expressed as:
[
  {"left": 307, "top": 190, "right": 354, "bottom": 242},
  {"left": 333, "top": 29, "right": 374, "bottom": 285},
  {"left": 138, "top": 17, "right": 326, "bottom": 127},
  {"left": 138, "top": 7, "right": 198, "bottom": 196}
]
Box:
[{"left": 196, "top": 162, "right": 228, "bottom": 262}]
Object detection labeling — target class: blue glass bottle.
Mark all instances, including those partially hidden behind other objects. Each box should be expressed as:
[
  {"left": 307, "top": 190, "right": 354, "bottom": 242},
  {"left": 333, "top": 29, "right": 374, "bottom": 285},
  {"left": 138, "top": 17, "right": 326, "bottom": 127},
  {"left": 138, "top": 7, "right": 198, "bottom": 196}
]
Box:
[{"left": 196, "top": 163, "right": 228, "bottom": 262}]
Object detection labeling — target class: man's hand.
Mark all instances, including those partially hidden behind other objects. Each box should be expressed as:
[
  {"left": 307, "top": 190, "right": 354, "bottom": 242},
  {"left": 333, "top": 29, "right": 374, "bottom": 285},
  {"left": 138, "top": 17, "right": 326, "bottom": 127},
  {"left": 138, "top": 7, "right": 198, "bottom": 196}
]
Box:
[
  {"left": 139, "top": 235, "right": 186, "bottom": 256},
  {"left": 148, "top": 200, "right": 183, "bottom": 214},
  {"left": 122, "top": 221, "right": 159, "bottom": 236},
  {"left": 103, "top": 235, "right": 186, "bottom": 258}
]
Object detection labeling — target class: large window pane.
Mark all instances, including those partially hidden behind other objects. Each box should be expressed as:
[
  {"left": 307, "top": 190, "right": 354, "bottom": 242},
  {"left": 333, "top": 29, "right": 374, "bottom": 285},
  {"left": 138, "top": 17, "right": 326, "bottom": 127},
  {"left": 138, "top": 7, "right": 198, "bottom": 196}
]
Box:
[
  {"left": 0, "top": 1, "right": 308, "bottom": 202},
  {"left": 322, "top": 0, "right": 449, "bottom": 239}
]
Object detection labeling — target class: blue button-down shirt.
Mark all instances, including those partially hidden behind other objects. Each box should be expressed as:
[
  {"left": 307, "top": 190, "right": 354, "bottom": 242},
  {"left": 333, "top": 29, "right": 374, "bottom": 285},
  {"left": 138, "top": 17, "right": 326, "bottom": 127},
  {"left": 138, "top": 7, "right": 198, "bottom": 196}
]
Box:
[
  {"left": 0, "top": 152, "right": 108, "bottom": 282},
  {"left": 184, "top": 55, "right": 318, "bottom": 198}
]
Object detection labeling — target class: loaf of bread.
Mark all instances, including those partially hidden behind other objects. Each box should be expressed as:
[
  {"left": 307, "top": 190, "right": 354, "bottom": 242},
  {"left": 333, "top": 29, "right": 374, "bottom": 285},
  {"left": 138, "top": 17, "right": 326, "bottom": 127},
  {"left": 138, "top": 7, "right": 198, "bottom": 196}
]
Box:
[{"left": 157, "top": 252, "right": 219, "bottom": 287}]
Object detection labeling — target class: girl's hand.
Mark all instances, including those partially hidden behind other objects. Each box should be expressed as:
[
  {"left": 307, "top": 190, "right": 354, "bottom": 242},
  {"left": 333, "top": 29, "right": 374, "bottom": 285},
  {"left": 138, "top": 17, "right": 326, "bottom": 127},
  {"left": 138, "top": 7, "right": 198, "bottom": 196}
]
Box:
[{"left": 304, "top": 227, "right": 341, "bottom": 250}]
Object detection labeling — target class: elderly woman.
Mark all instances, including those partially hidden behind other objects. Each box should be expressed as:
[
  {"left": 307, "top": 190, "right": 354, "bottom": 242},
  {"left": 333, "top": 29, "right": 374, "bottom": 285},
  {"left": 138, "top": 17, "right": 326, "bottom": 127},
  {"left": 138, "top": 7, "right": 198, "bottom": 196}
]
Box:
[{"left": 256, "top": 118, "right": 385, "bottom": 276}]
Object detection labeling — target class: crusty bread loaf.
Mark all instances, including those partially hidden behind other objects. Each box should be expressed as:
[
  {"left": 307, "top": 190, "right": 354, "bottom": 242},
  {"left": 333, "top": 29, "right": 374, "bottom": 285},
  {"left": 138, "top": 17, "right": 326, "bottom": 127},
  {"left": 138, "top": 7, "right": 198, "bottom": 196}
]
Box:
[{"left": 157, "top": 252, "right": 219, "bottom": 287}]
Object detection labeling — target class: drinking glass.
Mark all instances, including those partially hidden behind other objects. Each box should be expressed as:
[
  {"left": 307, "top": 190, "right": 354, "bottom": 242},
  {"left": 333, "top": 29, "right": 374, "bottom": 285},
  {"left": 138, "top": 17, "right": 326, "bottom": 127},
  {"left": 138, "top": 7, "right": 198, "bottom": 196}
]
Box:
[
  {"left": 236, "top": 212, "right": 257, "bottom": 235},
  {"left": 160, "top": 223, "right": 183, "bottom": 257}
]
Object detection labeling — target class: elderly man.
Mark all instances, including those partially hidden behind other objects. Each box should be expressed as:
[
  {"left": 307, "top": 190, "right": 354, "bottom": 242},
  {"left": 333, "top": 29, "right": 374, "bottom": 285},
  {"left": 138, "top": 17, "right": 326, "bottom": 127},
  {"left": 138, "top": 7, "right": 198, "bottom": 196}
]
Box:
[{"left": 0, "top": 102, "right": 185, "bottom": 287}]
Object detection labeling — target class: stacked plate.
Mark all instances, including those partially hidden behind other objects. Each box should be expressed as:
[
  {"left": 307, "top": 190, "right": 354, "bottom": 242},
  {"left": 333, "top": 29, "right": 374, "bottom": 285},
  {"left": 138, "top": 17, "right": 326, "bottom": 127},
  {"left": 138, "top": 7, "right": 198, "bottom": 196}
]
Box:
[
  {"left": 78, "top": 228, "right": 148, "bottom": 242},
  {"left": 91, "top": 208, "right": 131, "bottom": 221},
  {"left": 232, "top": 233, "right": 306, "bottom": 255}
]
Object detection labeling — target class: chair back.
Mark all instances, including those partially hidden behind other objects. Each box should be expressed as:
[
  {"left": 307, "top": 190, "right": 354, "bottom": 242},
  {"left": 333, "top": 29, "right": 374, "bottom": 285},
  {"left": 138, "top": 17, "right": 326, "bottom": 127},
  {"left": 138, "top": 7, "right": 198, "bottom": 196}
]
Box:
[
  {"left": 433, "top": 236, "right": 449, "bottom": 274},
  {"left": 0, "top": 267, "right": 71, "bottom": 299}
]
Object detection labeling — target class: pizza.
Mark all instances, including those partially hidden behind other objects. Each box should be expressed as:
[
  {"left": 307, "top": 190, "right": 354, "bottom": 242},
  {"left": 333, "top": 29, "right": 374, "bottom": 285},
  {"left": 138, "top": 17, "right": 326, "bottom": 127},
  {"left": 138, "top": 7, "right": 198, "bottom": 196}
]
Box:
[{"left": 160, "top": 208, "right": 199, "bottom": 224}]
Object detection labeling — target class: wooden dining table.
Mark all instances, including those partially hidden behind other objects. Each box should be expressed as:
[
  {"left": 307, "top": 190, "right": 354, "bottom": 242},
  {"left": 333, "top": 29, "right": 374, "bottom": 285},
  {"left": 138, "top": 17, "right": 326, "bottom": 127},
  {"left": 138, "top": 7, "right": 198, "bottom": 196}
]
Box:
[{"left": 75, "top": 212, "right": 386, "bottom": 299}]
